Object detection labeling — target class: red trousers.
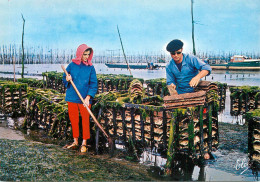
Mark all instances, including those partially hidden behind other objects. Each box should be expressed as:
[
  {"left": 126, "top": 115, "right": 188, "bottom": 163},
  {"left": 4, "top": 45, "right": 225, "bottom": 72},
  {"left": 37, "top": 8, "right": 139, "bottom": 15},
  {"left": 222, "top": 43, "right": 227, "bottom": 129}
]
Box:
[{"left": 67, "top": 102, "right": 91, "bottom": 140}]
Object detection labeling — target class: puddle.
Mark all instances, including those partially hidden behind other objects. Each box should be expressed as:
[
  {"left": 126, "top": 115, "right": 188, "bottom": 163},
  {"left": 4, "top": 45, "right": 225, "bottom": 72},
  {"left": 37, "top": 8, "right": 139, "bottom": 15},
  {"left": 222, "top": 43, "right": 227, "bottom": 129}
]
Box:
[
  {"left": 218, "top": 88, "right": 244, "bottom": 124},
  {"left": 0, "top": 127, "right": 25, "bottom": 140},
  {"left": 0, "top": 116, "right": 25, "bottom": 140},
  {"left": 140, "top": 149, "right": 258, "bottom": 181}
]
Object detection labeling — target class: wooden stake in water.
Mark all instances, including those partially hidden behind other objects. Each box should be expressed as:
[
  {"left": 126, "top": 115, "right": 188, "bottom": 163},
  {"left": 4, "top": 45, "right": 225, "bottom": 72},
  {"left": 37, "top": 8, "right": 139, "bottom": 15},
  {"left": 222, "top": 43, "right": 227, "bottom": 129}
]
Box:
[
  {"left": 117, "top": 25, "right": 132, "bottom": 75},
  {"left": 13, "top": 56, "right": 15, "bottom": 82},
  {"left": 21, "top": 14, "right": 25, "bottom": 78},
  {"left": 191, "top": 0, "right": 196, "bottom": 55}
]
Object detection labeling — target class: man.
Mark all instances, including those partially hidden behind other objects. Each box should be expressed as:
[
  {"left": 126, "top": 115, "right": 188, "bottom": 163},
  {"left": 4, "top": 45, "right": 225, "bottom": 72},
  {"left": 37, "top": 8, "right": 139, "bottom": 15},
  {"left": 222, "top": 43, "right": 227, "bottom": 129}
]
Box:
[{"left": 166, "top": 39, "right": 211, "bottom": 94}]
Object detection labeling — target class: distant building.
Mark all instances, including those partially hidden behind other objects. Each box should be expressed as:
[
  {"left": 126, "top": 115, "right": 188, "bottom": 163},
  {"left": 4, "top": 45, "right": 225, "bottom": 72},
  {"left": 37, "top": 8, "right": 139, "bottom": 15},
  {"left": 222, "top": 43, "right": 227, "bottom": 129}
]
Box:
[{"left": 230, "top": 55, "right": 246, "bottom": 62}]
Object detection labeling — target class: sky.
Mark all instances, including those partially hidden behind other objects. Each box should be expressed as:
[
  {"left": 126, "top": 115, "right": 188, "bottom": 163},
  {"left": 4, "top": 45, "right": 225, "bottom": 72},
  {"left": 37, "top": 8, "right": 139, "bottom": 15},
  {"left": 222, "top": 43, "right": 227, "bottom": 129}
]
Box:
[{"left": 0, "top": 0, "right": 260, "bottom": 55}]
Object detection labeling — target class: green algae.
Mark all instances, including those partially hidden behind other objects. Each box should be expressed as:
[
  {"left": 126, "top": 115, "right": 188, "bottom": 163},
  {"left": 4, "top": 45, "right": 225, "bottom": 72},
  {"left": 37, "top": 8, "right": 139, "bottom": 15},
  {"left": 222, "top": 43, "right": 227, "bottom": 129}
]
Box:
[
  {"left": 230, "top": 85, "right": 260, "bottom": 94},
  {"left": 245, "top": 109, "right": 260, "bottom": 120},
  {"left": 18, "top": 78, "right": 45, "bottom": 88}
]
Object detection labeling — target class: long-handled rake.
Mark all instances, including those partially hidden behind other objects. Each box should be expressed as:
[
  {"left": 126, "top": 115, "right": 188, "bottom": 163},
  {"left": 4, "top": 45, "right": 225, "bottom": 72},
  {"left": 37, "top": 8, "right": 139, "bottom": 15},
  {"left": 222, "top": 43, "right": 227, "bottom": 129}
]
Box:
[{"left": 61, "top": 65, "right": 114, "bottom": 156}]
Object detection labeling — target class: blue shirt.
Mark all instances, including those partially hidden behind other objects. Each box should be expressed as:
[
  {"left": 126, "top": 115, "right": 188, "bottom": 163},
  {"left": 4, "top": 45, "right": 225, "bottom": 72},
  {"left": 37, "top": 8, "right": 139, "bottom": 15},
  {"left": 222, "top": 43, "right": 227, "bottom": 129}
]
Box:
[
  {"left": 62, "top": 62, "right": 98, "bottom": 104},
  {"left": 175, "top": 61, "right": 182, "bottom": 71},
  {"left": 166, "top": 53, "right": 211, "bottom": 94}
]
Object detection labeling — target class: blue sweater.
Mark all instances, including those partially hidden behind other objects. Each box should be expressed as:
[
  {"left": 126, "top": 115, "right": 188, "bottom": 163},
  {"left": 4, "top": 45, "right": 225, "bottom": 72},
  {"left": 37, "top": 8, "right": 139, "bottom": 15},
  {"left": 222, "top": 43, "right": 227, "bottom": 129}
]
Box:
[
  {"left": 62, "top": 62, "right": 98, "bottom": 104},
  {"left": 166, "top": 53, "right": 211, "bottom": 94}
]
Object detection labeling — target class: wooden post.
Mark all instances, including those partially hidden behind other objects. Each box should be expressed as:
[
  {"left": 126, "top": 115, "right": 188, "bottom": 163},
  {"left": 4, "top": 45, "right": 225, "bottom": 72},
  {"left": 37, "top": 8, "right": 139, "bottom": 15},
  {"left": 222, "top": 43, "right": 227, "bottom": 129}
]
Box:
[
  {"left": 95, "top": 126, "right": 100, "bottom": 154},
  {"left": 162, "top": 110, "right": 168, "bottom": 152},
  {"left": 13, "top": 56, "right": 16, "bottom": 82},
  {"left": 11, "top": 87, "right": 14, "bottom": 113},
  {"left": 130, "top": 107, "right": 136, "bottom": 143},
  {"left": 191, "top": 0, "right": 196, "bottom": 55},
  {"left": 165, "top": 112, "right": 177, "bottom": 173},
  {"left": 47, "top": 113, "right": 53, "bottom": 131},
  {"left": 101, "top": 79, "right": 104, "bottom": 93},
  {"left": 245, "top": 93, "right": 249, "bottom": 113},
  {"left": 35, "top": 100, "right": 39, "bottom": 124},
  {"left": 208, "top": 103, "right": 213, "bottom": 152},
  {"left": 188, "top": 109, "right": 195, "bottom": 155},
  {"left": 230, "top": 91, "right": 234, "bottom": 116},
  {"left": 21, "top": 14, "right": 25, "bottom": 78},
  {"left": 150, "top": 110, "right": 155, "bottom": 149},
  {"left": 121, "top": 107, "right": 127, "bottom": 143},
  {"left": 18, "top": 87, "right": 22, "bottom": 109},
  {"left": 105, "top": 110, "right": 109, "bottom": 134},
  {"left": 147, "top": 85, "right": 150, "bottom": 96},
  {"left": 0, "top": 86, "right": 2, "bottom": 108},
  {"left": 95, "top": 108, "right": 102, "bottom": 154},
  {"left": 112, "top": 107, "right": 117, "bottom": 137},
  {"left": 140, "top": 112, "right": 145, "bottom": 145},
  {"left": 117, "top": 25, "right": 132, "bottom": 75},
  {"left": 213, "top": 99, "right": 219, "bottom": 143},
  {"left": 219, "top": 85, "right": 223, "bottom": 111},
  {"left": 199, "top": 105, "right": 204, "bottom": 157}
]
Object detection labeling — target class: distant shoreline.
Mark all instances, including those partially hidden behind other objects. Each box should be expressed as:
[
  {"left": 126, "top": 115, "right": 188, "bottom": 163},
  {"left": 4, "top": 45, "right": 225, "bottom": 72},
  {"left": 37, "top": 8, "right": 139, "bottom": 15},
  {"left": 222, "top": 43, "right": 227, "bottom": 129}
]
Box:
[{"left": 211, "top": 66, "right": 260, "bottom": 71}]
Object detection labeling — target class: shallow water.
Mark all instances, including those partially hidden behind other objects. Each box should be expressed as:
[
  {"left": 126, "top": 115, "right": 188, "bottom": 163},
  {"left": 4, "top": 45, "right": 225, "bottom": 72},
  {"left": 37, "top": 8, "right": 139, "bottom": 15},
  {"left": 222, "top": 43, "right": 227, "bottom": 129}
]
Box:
[
  {"left": 218, "top": 88, "right": 244, "bottom": 124},
  {"left": 0, "top": 116, "right": 25, "bottom": 140},
  {"left": 0, "top": 63, "right": 260, "bottom": 86},
  {"left": 139, "top": 148, "right": 257, "bottom": 181}
]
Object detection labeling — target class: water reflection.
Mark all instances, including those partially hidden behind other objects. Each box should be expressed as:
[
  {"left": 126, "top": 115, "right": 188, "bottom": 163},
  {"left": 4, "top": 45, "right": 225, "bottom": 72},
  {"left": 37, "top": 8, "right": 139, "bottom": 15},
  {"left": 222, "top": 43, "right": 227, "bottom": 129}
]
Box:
[
  {"left": 140, "top": 150, "right": 167, "bottom": 167},
  {"left": 141, "top": 149, "right": 258, "bottom": 181}
]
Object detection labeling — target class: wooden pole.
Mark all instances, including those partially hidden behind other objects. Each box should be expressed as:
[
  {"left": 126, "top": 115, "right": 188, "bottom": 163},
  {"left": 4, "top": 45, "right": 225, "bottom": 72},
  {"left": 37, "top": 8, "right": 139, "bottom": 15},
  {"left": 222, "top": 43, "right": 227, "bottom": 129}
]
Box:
[
  {"left": 117, "top": 25, "right": 132, "bottom": 75},
  {"left": 13, "top": 56, "right": 15, "bottom": 82},
  {"left": 21, "top": 14, "right": 25, "bottom": 78},
  {"left": 191, "top": 0, "right": 196, "bottom": 55}
]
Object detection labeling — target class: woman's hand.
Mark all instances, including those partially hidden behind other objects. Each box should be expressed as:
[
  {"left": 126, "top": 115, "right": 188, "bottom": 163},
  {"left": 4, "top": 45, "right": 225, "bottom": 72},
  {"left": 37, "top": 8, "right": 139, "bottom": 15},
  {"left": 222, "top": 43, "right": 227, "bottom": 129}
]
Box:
[
  {"left": 66, "top": 74, "right": 72, "bottom": 82},
  {"left": 84, "top": 95, "right": 91, "bottom": 106}
]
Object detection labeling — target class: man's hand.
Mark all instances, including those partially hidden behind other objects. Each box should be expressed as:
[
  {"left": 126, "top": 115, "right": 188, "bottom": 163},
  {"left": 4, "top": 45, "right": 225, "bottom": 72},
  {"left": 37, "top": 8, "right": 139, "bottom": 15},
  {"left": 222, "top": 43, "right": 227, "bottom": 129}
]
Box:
[
  {"left": 190, "top": 70, "right": 209, "bottom": 88},
  {"left": 84, "top": 95, "right": 91, "bottom": 106},
  {"left": 189, "top": 75, "right": 200, "bottom": 88},
  {"left": 170, "top": 83, "right": 176, "bottom": 89},
  {"left": 167, "top": 83, "right": 178, "bottom": 95},
  {"left": 66, "top": 74, "right": 72, "bottom": 82}
]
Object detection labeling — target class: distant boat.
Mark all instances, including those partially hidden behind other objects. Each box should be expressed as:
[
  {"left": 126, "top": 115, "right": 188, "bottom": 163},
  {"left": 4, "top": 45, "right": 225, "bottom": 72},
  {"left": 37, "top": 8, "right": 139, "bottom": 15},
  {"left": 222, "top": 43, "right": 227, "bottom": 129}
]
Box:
[
  {"left": 210, "top": 55, "right": 260, "bottom": 70},
  {"left": 105, "top": 62, "right": 162, "bottom": 70}
]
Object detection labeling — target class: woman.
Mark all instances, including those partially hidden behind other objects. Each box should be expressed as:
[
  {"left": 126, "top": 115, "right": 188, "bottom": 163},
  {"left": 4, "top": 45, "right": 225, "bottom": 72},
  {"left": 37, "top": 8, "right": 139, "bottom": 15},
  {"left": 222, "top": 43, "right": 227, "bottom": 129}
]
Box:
[{"left": 63, "top": 44, "right": 98, "bottom": 153}]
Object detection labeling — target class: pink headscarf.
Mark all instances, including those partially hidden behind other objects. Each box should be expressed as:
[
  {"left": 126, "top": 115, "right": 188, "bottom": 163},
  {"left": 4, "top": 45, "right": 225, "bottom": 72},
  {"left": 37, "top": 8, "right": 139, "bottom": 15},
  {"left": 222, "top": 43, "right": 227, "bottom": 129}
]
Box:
[{"left": 72, "top": 44, "right": 94, "bottom": 66}]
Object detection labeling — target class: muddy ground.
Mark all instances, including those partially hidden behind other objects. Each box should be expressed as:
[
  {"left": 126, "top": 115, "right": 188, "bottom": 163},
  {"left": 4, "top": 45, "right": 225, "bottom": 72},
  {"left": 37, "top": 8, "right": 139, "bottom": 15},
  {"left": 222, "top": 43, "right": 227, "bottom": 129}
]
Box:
[
  {"left": 0, "top": 122, "right": 256, "bottom": 181},
  {"left": 218, "top": 122, "right": 248, "bottom": 152},
  {"left": 0, "top": 139, "right": 156, "bottom": 181}
]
